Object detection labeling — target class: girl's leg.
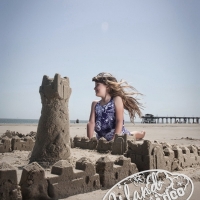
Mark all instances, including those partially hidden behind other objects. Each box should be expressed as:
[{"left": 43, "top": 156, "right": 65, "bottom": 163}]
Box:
[{"left": 130, "top": 131, "right": 145, "bottom": 140}]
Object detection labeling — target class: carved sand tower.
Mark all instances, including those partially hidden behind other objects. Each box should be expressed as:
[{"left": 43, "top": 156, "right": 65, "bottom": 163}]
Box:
[{"left": 30, "top": 74, "right": 71, "bottom": 165}]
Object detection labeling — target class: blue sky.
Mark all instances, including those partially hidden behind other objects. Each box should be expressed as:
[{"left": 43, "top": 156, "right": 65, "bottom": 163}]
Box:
[{"left": 0, "top": 0, "right": 199, "bottom": 122}]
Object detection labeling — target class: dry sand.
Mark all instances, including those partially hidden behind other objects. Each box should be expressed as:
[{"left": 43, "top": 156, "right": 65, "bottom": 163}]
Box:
[{"left": 0, "top": 123, "right": 200, "bottom": 199}]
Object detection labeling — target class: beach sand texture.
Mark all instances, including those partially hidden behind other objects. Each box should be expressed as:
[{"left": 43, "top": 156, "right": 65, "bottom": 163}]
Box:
[
  {"left": 0, "top": 123, "right": 200, "bottom": 199},
  {"left": 1, "top": 123, "right": 200, "bottom": 145}
]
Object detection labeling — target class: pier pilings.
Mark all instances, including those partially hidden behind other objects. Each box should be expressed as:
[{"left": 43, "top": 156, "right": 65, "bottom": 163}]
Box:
[{"left": 141, "top": 116, "right": 200, "bottom": 124}]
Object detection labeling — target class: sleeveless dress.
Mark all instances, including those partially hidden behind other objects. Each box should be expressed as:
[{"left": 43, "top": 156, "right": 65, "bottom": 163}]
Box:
[{"left": 94, "top": 98, "right": 130, "bottom": 141}]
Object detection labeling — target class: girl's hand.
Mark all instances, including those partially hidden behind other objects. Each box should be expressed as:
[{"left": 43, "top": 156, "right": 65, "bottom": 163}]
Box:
[
  {"left": 111, "top": 135, "right": 115, "bottom": 141},
  {"left": 111, "top": 133, "right": 120, "bottom": 141}
]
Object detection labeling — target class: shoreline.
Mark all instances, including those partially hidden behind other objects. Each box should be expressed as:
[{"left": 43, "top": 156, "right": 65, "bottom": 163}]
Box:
[{"left": 0, "top": 123, "right": 199, "bottom": 129}]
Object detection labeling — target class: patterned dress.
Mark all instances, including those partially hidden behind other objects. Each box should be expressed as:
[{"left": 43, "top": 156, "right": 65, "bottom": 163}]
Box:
[{"left": 94, "top": 98, "right": 130, "bottom": 141}]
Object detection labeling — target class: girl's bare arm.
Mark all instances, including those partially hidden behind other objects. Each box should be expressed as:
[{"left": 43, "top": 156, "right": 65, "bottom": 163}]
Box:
[
  {"left": 114, "top": 96, "right": 124, "bottom": 136},
  {"left": 87, "top": 101, "right": 97, "bottom": 139}
]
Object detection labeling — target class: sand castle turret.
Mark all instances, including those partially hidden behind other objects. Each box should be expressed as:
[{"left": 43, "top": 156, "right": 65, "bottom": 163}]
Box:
[{"left": 30, "top": 74, "right": 71, "bottom": 166}]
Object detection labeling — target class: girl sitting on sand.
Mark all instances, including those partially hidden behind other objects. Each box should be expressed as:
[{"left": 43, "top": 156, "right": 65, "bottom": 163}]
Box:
[{"left": 87, "top": 72, "right": 145, "bottom": 141}]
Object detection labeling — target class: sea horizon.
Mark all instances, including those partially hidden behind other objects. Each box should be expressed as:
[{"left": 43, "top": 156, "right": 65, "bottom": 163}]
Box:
[{"left": 0, "top": 118, "right": 142, "bottom": 124}]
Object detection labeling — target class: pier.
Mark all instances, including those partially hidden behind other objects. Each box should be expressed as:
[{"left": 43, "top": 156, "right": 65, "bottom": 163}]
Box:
[{"left": 141, "top": 115, "right": 200, "bottom": 124}]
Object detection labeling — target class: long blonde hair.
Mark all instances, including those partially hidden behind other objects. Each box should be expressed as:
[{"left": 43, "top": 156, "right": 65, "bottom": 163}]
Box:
[{"left": 92, "top": 72, "right": 143, "bottom": 122}]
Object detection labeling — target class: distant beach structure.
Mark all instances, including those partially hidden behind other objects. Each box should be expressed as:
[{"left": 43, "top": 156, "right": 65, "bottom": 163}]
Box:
[
  {"left": 141, "top": 114, "right": 200, "bottom": 124},
  {"left": 142, "top": 114, "right": 156, "bottom": 123}
]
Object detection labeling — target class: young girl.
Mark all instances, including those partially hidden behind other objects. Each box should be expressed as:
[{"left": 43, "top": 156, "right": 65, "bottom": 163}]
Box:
[{"left": 87, "top": 72, "right": 145, "bottom": 141}]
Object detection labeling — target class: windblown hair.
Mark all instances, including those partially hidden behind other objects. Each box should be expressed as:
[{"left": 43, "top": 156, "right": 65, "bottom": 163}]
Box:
[{"left": 92, "top": 72, "right": 143, "bottom": 122}]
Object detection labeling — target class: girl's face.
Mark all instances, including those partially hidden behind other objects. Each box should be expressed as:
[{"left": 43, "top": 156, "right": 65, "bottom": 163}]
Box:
[{"left": 94, "top": 82, "right": 108, "bottom": 97}]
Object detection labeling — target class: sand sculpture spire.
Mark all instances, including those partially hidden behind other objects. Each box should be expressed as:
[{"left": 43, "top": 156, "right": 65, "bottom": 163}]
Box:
[{"left": 30, "top": 74, "right": 72, "bottom": 165}]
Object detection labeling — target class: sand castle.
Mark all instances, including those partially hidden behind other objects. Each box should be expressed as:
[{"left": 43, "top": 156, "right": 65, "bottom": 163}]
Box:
[
  {"left": 30, "top": 74, "right": 72, "bottom": 166},
  {"left": 72, "top": 135, "right": 200, "bottom": 171},
  {"left": 1, "top": 139, "right": 200, "bottom": 199},
  {"left": 0, "top": 74, "right": 200, "bottom": 199},
  {"left": 1, "top": 156, "right": 138, "bottom": 200},
  {"left": 2, "top": 133, "right": 199, "bottom": 171}
]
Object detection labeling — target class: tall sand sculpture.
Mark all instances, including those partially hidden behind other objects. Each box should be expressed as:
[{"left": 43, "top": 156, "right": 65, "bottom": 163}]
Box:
[{"left": 30, "top": 74, "right": 71, "bottom": 165}]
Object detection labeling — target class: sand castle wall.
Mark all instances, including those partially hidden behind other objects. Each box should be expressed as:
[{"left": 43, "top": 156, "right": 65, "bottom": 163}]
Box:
[
  {"left": 72, "top": 136, "right": 200, "bottom": 172},
  {"left": 72, "top": 136, "right": 98, "bottom": 150},
  {"left": 1, "top": 134, "right": 200, "bottom": 172},
  {"left": 96, "top": 156, "right": 138, "bottom": 188},
  {"left": 0, "top": 162, "right": 22, "bottom": 200},
  {"left": 0, "top": 136, "right": 35, "bottom": 153},
  {"left": 126, "top": 140, "right": 200, "bottom": 172},
  {"left": 72, "top": 134, "right": 133, "bottom": 155},
  {"left": 11, "top": 136, "right": 35, "bottom": 151},
  {"left": 0, "top": 137, "right": 11, "bottom": 153},
  {"left": 0, "top": 156, "right": 137, "bottom": 199},
  {"left": 47, "top": 158, "right": 100, "bottom": 199}
]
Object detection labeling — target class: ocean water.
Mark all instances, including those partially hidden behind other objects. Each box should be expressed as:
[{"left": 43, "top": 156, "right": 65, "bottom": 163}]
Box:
[
  {"left": 0, "top": 118, "right": 39, "bottom": 124},
  {"left": 0, "top": 118, "right": 138, "bottom": 124},
  {"left": 0, "top": 118, "right": 88, "bottom": 124}
]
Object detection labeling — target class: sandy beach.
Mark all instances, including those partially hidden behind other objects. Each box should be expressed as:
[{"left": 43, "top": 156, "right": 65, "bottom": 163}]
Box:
[
  {"left": 1, "top": 123, "right": 200, "bottom": 145},
  {"left": 0, "top": 123, "right": 200, "bottom": 199}
]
